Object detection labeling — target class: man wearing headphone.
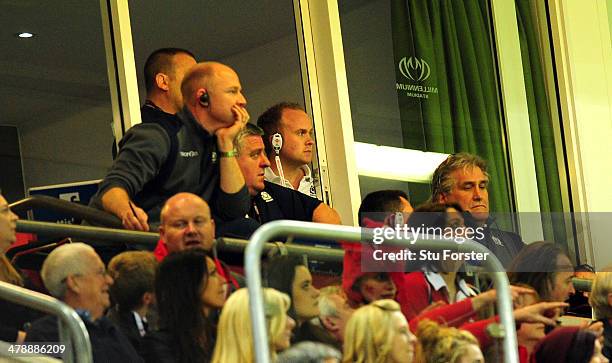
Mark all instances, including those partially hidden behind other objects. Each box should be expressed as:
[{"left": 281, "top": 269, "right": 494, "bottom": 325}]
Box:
[
  {"left": 257, "top": 102, "right": 318, "bottom": 198},
  {"left": 91, "top": 62, "right": 251, "bottom": 232}
]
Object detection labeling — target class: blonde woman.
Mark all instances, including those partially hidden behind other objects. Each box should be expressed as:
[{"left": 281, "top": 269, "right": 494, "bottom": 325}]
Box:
[
  {"left": 416, "top": 320, "right": 483, "bottom": 363},
  {"left": 589, "top": 269, "right": 612, "bottom": 359},
  {"left": 343, "top": 299, "right": 417, "bottom": 363},
  {"left": 212, "top": 288, "right": 295, "bottom": 363}
]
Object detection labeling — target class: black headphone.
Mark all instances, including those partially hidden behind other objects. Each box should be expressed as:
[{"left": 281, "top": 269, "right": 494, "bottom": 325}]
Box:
[{"left": 199, "top": 91, "right": 210, "bottom": 107}]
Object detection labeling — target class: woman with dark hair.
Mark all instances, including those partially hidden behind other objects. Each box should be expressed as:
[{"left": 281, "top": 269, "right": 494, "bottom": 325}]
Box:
[
  {"left": 530, "top": 326, "right": 608, "bottom": 363},
  {"left": 398, "top": 202, "right": 480, "bottom": 320},
  {"left": 508, "top": 241, "right": 575, "bottom": 302},
  {"left": 263, "top": 255, "right": 320, "bottom": 343},
  {"left": 143, "top": 249, "right": 226, "bottom": 363}
]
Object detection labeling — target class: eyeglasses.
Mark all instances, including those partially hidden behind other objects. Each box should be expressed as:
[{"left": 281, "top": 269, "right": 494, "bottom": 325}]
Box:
[{"left": 61, "top": 268, "right": 108, "bottom": 283}]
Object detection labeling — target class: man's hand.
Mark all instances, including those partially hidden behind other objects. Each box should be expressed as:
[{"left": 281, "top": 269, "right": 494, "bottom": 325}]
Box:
[
  {"left": 514, "top": 301, "right": 568, "bottom": 326},
  {"left": 215, "top": 105, "right": 250, "bottom": 151},
  {"left": 471, "top": 285, "right": 536, "bottom": 311},
  {"left": 101, "top": 187, "right": 149, "bottom": 231},
  {"left": 121, "top": 202, "right": 149, "bottom": 231}
]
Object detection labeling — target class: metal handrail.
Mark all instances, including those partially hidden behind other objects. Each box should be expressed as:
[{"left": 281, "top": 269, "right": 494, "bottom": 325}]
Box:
[
  {"left": 0, "top": 281, "right": 93, "bottom": 363},
  {"left": 16, "top": 220, "right": 159, "bottom": 246},
  {"left": 245, "top": 220, "right": 518, "bottom": 363},
  {"left": 15, "top": 221, "right": 346, "bottom": 262},
  {"left": 10, "top": 195, "right": 122, "bottom": 229}
]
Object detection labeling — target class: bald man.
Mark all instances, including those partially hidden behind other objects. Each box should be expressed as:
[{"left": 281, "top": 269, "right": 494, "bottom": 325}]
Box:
[
  {"left": 91, "top": 62, "right": 251, "bottom": 232},
  {"left": 153, "top": 193, "right": 215, "bottom": 260}
]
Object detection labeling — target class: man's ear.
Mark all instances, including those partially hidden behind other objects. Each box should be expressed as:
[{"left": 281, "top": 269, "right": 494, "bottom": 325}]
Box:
[
  {"left": 155, "top": 73, "right": 170, "bottom": 91},
  {"left": 64, "top": 275, "right": 80, "bottom": 294},
  {"left": 321, "top": 316, "right": 339, "bottom": 332},
  {"left": 607, "top": 292, "right": 612, "bottom": 307},
  {"left": 438, "top": 193, "right": 448, "bottom": 204}
]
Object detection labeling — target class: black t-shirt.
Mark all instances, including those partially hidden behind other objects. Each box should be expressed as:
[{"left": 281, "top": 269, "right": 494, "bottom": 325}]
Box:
[{"left": 248, "top": 181, "right": 321, "bottom": 223}]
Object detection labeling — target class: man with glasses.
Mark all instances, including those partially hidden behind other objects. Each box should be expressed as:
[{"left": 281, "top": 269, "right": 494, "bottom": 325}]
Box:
[{"left": 25, "top": 243, "right": 143, "bottom": 362}]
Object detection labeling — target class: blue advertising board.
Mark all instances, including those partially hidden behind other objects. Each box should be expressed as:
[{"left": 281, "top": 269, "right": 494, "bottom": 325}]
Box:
[{"left": 28, "top": 180, "right": 101, "bottom": 224}]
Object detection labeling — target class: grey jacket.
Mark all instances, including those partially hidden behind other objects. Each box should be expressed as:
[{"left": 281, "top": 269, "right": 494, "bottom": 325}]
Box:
[{"left": 91, "top": 108, "right": 249, "bottom": 225}]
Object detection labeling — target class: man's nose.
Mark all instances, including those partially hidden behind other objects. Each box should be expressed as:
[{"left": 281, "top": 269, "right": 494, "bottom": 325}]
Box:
[
  {"left": 237, "top": 92, "right": 247, "bottom": 106},
  {"left": 185, "top": 221, "right": 197, "bottom": 233},
  {"left": 473, "top": 187, "right": 483, "bottom": 200},
  {"left": 260, "top": 154, "right": 271, "bottom": 168}
]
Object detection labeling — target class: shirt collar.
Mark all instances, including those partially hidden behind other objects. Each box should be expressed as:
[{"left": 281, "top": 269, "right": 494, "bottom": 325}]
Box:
[
  {"left": 423, "top": 271, "right": 477, "bottom": 298},
  {"left": 264, "top": 165, "right": 312, "bottom": 185}
]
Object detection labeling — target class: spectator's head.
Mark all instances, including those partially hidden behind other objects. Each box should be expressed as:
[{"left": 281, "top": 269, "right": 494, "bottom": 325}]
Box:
[
  {"left": 343, "top": 299, "right": 417, "bottom": 363},
  {"left": 144, "top": 48, "right": 196, "bottom": 112},
  {"left": 350, "top": 272, "right": 397, "bottom": 305},
  {"left": 156, "top": 249, "right": 226, "bottom": 362},
  {"left": 212, "top": 287, "right": 294, "bottom": 363},
  {"left": 431, "top": 153, "right": 489, "bottom": 224},
  {"left": 358, "top": 190, "right": 413, "bottom": 227},
  {"left": 277, "top": 342, "right": 342, "bottom": 363},
  {"left": 513, "top": 286, "right": 546, "bottom": 355},
  {"left": 181, "top": 61, "right": 247, "bottom": 132},
  {"left": 264, "top": 255, "right": 320, "bottom": 324},
  {"left": 508, "top": 241, "right": 575, "bottom": 302},
  {"left": 0, "top": 193, "right": 18, "bottom": 253},
  {"left": 159, "top": 192, "right": 215, "bottom": 253},
  {"left": 257, "top": 102, "right": 315, "bottom": 167},
  {"left": 0, "top": 192, "right": 22, "bottom": 286},
  {"left": 315, "top": 285, "right": 355, "bottom": 343},
  {"left": 589, "top": 267, "right": 612, "bottom": 319},
  {"left": 41, "top": 243, "right": 113, "bottom": 321},
  {"left": 531, "top": 327, "right": 608, "bottom": 363},
  {"left": 235, "top": 123, "right": 271, "bottom": 196},
  {"left": 406, "top": 202, "right": 467, "bottom": 272},
  {"left": 416, "top": 319, "right": 483, "bottom": 363},
  {"left": 107, "top": 251, "right": 157, "bottom": 313}
]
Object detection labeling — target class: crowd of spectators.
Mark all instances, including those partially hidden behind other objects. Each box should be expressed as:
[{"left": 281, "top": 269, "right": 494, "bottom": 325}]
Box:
[{"left": 1, "top": 47, "right": 611, "bottom": 363}]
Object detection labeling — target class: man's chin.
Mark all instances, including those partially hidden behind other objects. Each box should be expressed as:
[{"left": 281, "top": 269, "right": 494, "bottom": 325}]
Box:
[{"left": 470, "top": 211, "right": 489, "bottom": 223}]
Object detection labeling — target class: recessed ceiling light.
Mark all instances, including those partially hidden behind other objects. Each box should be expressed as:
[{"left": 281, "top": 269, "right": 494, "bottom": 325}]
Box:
[{"left": 17, "top": 32, "right": 34, "bottom": 38}]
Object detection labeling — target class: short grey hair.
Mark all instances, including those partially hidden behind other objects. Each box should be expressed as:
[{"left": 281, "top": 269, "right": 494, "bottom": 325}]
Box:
[
  {"left": 41, "top": 242, "right": 97, "bottom": 299},
  {"left": 276, "top": 342, "right": 341, "bottom": 363},
  {"left": 234, "top": 123, "right": 264, "bottom": 154},
  {"left": 310, "top": 285, "right": 344, "bottom": 329},
  {"left": 431, "top": 152, "right": 489, "bottom": 202}
]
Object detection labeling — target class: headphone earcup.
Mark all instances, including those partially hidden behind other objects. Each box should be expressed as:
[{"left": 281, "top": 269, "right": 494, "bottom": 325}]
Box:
[
  {"left": 271, "top": 133, "right": 283, "bottom": 154},
  {"left": 199, "top": 92, "right": 210, "bottom": 107}
]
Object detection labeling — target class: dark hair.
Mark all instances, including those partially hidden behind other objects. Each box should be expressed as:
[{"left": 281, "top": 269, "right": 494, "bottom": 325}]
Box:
[
  {"left": 156, "top": 249, "right": 214, "bottom": 362},
  {"left": 144, "top": 48, "right": 196, "bottom": 93},
  {"left": 508, "top": 241, "right": 573, "bottom": 301},
  {"left": 358, "top": 190, "right": 409, "bottom": 226},
  {"left": 263, "top": 255, "right": 306, "bottom": 320},
  {"left": 406, "top": 202, "right": 465, "bottom": 272},
  {"left": 532, "top": 327, "right": 597, "bottom": 363},
  {"left": 257, "top": 102, "right": 304, "bottom": 155}
]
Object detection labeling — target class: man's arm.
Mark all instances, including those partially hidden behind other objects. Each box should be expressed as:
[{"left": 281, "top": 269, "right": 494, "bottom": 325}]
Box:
[
  {"left": 215, "top": 105, "right": 248, "bottom": 194},
  {"left": 312, "top": 203, "right": 342, "bottom": 224},
  {"left": 92, "top": 124, "right": 170, "bottom": 230},
  {"left": 101, "top": 187, "right": 149, "bottom": 231},
  {"left": 211, "top": 105, "right": 251, "bottom": 219}
]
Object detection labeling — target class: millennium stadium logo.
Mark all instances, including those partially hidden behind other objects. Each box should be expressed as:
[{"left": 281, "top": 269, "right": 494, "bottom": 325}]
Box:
[{"left": 398, "top": 56, "right": 431, "bottom": 82}]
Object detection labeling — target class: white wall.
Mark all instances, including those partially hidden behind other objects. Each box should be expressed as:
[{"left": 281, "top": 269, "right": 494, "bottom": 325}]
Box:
[{"left": 549, "top": 0, "right": 612, "bottom": 268}]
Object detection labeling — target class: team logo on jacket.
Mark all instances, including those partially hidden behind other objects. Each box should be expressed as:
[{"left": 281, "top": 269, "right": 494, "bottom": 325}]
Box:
[
  {"left": 180, "top": 150, "right": 200, "bottom": 157},
  {"left": 261, "top": 192, "right": 274, "bottom": 202}
]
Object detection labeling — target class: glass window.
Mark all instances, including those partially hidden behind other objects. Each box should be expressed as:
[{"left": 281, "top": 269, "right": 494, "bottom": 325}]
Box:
[
  {"left": 339, "top": 0, "right": 513, "bottom": 215},
  {"left": 0, "top": 1, "right": 113, "bottom": 198},
  {"left": 128, "top": 1, "right": 305, "bottom": 125}
]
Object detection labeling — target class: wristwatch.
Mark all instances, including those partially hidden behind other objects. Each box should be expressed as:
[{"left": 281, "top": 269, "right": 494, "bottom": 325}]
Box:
[{"left": 219, "top": 150, "right": 238, "bottom": 158}]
